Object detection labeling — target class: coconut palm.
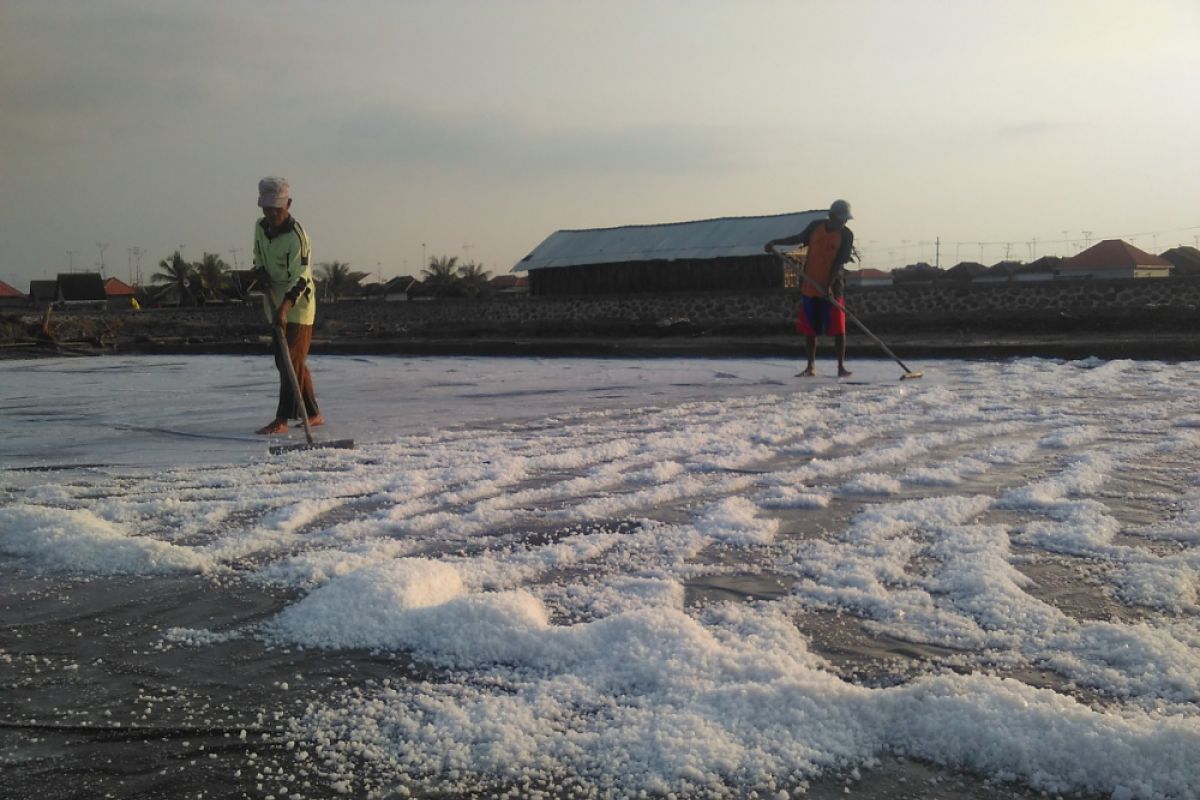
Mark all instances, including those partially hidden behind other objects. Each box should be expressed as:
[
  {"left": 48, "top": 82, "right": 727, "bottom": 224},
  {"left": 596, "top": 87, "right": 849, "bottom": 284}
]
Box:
[
  {"left": 195, "top": 252, "right": 230, "bottom": 300},
  {"left": 421, "top": 255, "right": 460, "bottom": 297},
  {"left": 456, "top": 260, "right": 492, "bottom": 297},
  {"left": 151, "top": 251, "right": 196, "bottom": 306},
  {"left": 317, "top": 261, "right": 369, "bottom": 302}
]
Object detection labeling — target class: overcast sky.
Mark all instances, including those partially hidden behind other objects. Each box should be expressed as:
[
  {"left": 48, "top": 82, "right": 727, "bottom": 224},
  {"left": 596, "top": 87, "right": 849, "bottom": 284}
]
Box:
[{"left": 2, "top": 0, "right": 1198, "bottom": 289}]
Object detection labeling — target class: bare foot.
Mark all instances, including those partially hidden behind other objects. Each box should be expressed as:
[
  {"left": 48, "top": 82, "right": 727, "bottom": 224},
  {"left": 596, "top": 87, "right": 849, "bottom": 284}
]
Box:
[
  {"left": 838, "top": 367, "right": 853, "bottom": 378},
  {"left": 795, "top": 367, "right": 816, "bottom": 378},
  {"left": 297, "top": 414, "right": 324, "bottom": 428},
  {"left": 256, "top": 419, "right": 288, "bottom": 435}
]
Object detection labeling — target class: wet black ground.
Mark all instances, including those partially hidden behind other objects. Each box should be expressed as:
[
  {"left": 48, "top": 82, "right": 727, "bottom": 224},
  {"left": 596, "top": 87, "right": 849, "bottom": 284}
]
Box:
[{"left": 1, "top": 564, "right": 1108, "bottom": 800}]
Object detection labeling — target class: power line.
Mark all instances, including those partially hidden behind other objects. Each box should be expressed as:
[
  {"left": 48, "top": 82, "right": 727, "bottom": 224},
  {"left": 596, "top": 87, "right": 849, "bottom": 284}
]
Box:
[
  {"left": 866, "top": 224, "right": 1200, "bottom": 266},
  {"left": 873, "top": 224, "right": 1200, "bottom": 251}
]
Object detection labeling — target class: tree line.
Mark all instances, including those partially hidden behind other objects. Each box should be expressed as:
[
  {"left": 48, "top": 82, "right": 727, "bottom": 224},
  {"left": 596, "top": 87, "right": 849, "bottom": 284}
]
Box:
[{"left": 149, "top": 251, "right": 496, "bottom": 305}]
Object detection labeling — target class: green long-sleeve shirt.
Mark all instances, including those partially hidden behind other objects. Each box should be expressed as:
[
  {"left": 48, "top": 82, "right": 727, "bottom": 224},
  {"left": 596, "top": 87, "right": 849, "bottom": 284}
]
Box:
[{"left": 253, "top": 215, "right": 315, "bottom": 325}]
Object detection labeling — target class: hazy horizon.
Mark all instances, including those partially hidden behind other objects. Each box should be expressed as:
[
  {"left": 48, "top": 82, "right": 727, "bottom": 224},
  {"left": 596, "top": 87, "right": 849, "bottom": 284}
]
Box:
[{"left": 2, "top": 0, "right": 1197, "bottom": 290}]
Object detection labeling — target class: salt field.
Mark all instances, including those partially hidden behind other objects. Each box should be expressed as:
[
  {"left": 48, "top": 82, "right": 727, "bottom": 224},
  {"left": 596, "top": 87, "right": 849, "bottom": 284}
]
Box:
[{"left": 2, "top": 354, "right": 1199, "bottom": 799}]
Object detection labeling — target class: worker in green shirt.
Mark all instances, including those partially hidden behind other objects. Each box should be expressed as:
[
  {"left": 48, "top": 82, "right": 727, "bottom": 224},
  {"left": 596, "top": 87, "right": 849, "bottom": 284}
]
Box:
[{"left": 253, "top": 176, "right": 322, "bottom": 435}]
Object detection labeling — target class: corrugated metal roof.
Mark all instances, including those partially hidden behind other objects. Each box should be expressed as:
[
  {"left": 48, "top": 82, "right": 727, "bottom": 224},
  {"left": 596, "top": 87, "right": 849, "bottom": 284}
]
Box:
[{"left": 513, "top": 211, "right": 827, "bottom": 273}]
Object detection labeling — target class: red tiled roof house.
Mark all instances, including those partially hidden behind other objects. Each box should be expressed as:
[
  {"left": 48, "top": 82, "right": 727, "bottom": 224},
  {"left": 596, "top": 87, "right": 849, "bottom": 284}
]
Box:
[
  {"left": 1057, "top": 240, "right": 1172, "bottom": 280},
  {"left": 0, "top": 279, "right": 26, "bottom": 308}
]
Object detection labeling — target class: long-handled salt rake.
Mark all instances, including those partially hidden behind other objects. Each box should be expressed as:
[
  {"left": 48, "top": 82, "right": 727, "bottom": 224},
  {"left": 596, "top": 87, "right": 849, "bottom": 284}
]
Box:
[
  {"left": 265, "top": 289, "right": 355, "bottom": 454},
  {"left": 779, "top": 253, "right": 924, "bottom": 380}
]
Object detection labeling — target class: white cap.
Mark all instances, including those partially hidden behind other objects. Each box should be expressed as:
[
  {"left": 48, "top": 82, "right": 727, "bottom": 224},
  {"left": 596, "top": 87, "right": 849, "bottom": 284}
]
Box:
[
  {"left": 830, "top": 199, "right": 852, "bottom": 221},
  {"left": 257, "top": 176, "right": 290, "bottom": 209}
]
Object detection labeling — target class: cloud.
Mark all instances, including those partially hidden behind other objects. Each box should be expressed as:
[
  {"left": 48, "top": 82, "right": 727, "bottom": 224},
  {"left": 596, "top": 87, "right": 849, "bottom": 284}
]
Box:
[
  {"left": 320, "top": 106, "right": 747, "bottom": 180},
  {"left": 0, "top": 3, "right": 263, "bottom": 149}
]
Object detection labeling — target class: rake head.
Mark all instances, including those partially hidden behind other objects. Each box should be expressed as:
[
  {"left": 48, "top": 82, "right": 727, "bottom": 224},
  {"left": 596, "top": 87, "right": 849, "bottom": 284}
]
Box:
[{"left": 269, "top": 438, "right": 356, "bottom": 455}]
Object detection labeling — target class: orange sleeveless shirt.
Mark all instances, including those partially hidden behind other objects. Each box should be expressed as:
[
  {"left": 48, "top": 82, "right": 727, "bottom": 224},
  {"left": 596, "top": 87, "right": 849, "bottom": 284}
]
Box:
[{"left": 802, "top": 223, "right": 844, "bottom": 298}]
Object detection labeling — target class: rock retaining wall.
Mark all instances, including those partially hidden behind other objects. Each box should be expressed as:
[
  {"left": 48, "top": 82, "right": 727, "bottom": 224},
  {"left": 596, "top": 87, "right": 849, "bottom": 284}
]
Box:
[
  {"left": 850, "top": 277, "right": 1200, "bottom": 316},
  {"left": 15, "top": 276, "right": 1200, "bottom": 342}
]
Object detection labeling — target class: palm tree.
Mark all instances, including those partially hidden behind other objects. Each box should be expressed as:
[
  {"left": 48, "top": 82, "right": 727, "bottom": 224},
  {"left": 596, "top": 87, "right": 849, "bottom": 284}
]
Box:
[
  {"left": 317, "top": 261, "right": 368, "bottom": 302},
  {"left": 195, "top": 252, "right": 230, "bottom": 300},
  {"left": 151, "top": 251, "right": 195, "bottom": 306},
  {"left": 421, "top": 255, "right": 460, "bottom": 297},
  {"left": 457, "top": 260, "right": 492, "bottom": 297}
]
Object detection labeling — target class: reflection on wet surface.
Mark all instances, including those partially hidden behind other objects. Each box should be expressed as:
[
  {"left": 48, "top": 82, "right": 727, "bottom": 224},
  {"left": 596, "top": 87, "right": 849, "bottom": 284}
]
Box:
[{"left": 0, "top": 570, "right": 431, "bottom": 800}]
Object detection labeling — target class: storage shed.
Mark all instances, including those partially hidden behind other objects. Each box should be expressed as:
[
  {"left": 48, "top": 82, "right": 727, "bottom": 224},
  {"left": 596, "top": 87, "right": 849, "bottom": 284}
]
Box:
[{"left": 513, "top": 211, "right": 827, "bottom": 296}]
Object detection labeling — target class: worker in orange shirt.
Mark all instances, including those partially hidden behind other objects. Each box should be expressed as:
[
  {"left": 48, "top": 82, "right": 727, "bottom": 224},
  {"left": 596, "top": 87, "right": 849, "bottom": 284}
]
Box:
[{"left": 766, "top": 199, "right": 855, "bottom": 377}]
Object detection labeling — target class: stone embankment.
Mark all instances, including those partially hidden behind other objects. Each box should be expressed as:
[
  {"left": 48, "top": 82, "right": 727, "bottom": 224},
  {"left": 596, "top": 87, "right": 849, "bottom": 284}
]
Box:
[{"left": 3, "top": 275, "right": 1199, "bottom": 360}]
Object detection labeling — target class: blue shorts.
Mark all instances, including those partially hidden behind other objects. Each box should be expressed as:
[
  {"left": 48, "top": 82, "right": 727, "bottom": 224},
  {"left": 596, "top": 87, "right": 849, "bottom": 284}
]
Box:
[{"left": 796, "top": 296, "right": 846, "bottom": 336}]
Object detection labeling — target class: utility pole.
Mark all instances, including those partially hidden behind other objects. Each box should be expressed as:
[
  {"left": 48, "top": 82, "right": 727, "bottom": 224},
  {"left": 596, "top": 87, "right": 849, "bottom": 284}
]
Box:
[
  {"left": 228, "top": 248, "right": 241, "bottom": 269},
  {"left": 934, "top": 237, "right": 940, "bottom": 268},
  {"left": 96, "top": 242, "right": 109, "bottom": 275},
  {"left": 131, "top": 247, "right": 144, "bottom": 286},
  {"left": 127, "top": 248, "right": 134, "bottom": 283},
  {"left": 421, "top": 242, "right": 427, "bottom": 269},
  {"left": 1082, "top": 230, "right": 1093, "bottom": 248},
  {"left": 67, "top": 250, "right": 76, "bottom": 271}
]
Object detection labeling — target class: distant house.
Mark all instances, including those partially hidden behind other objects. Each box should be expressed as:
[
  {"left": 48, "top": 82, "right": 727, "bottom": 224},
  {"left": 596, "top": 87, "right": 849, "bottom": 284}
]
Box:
[
  {"left": 489, "top": 274, "right": 529, "bottom": 295},
  {"left": 1057, "top": 239, "right": 1172, "bottom": 280},
  {"left": 974, "top": 258, "right": 1060, "bottom": 284},
  {"left": 103, "top": 277, "right": 139, "bottom": 310},
  {"left": 56, "top": 273, "right": 108, "bottom": 309},
  {"left": 381, "top": 275, "right": 420, "bottom": 301},
  {"left": 29, "top": 280, "right": 58, "bottom": 308},
  {"left": 103, "top": 277, "right": 136, "bottom": 296},
  {"left": 844, "top": 268, "right": 892, "bottom": 287},
  {"left": 890, "top": 263, "right": 944, "bottom": 284},
  {"left": 1015, "top": 256, "right": 1064, "bottom": 282},
  {"left": 0, "top": 279, "right": 26, "bottom": 309},
  {"left": 943, "top": 262, "right": 989, "bottom": 283},
  {"left": 512, "top": 211, "right": 827, "bottom": 296},
  {"left": 1161, "top": 246, "right": 1200, "bottom": 277},
  {"left": 25, "top": 275, "right": 109, "bottom": 309},
  {"left": 974, "top": 262, "right": 1016, "bottom": 284},
  {"left": 359, "top": 276, "right": 421, "bottom": 301}
]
